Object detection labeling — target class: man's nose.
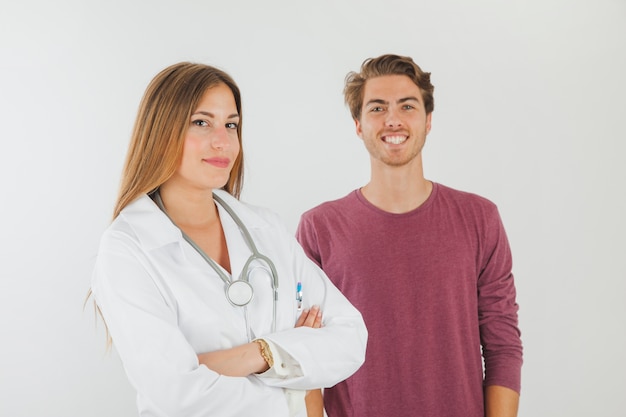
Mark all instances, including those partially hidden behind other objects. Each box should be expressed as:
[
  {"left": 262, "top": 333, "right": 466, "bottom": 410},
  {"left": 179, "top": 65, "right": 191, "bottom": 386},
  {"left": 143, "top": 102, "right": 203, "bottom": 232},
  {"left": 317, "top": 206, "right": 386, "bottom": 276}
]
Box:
[{"left": 385, "top": 108, "right": 402, "bottom": 128}]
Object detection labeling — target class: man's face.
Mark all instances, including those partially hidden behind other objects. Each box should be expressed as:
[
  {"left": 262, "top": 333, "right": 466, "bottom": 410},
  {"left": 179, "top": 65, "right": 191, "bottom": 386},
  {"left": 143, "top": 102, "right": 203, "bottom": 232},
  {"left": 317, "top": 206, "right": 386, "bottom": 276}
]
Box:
[{"left": 355, "top": 74, "right": 432, "bottom": 168}]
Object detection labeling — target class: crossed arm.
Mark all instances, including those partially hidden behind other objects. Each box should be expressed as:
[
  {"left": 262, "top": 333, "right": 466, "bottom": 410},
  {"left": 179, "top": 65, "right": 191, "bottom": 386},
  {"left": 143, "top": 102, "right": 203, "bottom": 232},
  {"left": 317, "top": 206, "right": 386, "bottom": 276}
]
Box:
[
  {"left": 198, "top": 306, "right": 324, "bottom": 417},
  {"left": 196, "top": 306, "right": 325, "bottom": 416},
  {"left": 196, "top": 305, "right": 323, "bottom": 376}
]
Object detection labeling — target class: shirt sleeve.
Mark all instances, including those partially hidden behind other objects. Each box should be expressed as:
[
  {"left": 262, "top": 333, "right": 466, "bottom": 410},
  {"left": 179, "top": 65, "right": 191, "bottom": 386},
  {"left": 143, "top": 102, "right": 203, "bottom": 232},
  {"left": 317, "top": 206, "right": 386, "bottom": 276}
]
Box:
[
  {"left": 91, "top": 230, "right": 290, "bottom": 417},
  {"left": 295, "top": 213, "right": 323, "bottom": 267},
  {"left": 477, "top": 207, "right": 523, "bottom": 393}
]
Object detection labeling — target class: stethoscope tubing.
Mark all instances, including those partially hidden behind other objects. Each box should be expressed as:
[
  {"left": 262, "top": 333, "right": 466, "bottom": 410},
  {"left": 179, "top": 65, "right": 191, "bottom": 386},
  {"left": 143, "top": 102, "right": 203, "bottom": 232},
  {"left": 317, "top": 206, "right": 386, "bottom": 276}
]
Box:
[{"left": 153, "top": 190, "right": 279, "bottom": 334}]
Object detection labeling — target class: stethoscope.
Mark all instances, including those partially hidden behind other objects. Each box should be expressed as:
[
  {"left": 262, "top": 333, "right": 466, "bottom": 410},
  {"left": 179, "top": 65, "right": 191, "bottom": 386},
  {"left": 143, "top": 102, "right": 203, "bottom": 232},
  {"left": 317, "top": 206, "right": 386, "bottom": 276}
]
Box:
[{"left": 153, "top": 190, "right": 279, "bottom": 336}]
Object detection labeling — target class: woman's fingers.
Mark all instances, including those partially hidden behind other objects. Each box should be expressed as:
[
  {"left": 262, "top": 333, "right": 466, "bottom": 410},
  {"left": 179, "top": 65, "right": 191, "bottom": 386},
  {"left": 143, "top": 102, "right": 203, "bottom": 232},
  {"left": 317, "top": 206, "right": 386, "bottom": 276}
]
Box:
[
  {"left": 312, "top": 307, "right": 322, "bottom": 328},
  {"left": 294, "top": 310, "right": 307, "bottom": 327},
  {"left": 295, "top": 305, "right": 322, "bottom": 328}
]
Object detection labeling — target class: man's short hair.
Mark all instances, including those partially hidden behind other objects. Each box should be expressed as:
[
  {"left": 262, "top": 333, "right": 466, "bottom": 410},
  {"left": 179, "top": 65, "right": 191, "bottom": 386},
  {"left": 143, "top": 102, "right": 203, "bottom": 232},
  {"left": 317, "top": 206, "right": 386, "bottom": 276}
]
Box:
[{"left": 344, "top": 54, "right": 435, "bottom": 121}]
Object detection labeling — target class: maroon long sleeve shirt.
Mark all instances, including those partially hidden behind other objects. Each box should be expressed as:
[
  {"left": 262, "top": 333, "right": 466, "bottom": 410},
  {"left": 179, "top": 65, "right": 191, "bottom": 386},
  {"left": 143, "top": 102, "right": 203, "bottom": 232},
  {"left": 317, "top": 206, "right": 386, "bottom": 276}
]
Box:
[{"left": 296, "top": 183, "right": 522, "bottom": 417}]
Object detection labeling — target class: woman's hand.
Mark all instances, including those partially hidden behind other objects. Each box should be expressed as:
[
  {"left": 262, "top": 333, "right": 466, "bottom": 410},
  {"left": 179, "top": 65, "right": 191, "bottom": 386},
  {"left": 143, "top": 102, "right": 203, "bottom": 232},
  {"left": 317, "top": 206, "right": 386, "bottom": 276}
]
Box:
[{"left": 295, "top": 305, "right": 322, "bottom": 329}]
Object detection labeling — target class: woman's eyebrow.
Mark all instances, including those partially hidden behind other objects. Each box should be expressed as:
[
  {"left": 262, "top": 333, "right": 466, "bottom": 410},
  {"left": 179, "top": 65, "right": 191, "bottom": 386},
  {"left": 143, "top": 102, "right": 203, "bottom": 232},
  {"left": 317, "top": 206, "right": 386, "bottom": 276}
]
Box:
[{"left": 191, "top": 111, "right": 240, "bottom": 119}]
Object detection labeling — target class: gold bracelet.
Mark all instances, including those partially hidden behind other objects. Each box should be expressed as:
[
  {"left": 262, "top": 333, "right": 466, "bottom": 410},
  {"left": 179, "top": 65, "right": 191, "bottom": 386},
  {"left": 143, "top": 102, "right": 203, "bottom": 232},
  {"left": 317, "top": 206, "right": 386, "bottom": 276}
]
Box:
[{"left": 254, "top": 338, "right": 274, "bottom": 369}]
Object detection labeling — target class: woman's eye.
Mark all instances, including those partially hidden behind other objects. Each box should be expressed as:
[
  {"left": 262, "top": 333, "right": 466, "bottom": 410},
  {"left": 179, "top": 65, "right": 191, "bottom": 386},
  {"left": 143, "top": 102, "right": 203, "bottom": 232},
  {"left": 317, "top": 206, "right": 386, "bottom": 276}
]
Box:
[
  {"left": 226, "top": 122, "right": 238, "bottom": 129},
  {"left": 192, "top": 119, "right": 208, "bottom": 127}
]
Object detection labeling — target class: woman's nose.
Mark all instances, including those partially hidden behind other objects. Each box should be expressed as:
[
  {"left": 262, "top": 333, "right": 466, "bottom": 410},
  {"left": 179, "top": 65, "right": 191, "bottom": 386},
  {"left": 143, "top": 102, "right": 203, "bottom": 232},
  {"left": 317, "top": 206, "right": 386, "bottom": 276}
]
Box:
[{"left": 211, "top": 126, "right": 230, "bottom": 150}]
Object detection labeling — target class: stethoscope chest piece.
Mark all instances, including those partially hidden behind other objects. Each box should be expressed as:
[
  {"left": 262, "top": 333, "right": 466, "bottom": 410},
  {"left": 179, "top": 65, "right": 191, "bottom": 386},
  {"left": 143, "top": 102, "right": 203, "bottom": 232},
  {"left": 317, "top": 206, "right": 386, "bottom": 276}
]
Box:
[{"left": 226, "top": 280, "right": 254, "bottom": 307}]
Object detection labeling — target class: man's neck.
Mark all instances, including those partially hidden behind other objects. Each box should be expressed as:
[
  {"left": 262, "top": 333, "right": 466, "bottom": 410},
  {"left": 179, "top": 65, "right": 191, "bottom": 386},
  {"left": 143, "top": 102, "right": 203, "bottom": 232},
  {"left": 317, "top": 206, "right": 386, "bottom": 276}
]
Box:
[{"left": 361, "top": 160, "right": 432, "bottom": 214}]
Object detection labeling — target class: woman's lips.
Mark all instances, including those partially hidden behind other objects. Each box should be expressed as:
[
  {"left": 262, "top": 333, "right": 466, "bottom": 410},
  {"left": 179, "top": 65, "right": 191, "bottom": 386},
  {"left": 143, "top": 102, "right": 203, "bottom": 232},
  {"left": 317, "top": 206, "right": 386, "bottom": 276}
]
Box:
[{"left": 203, "top": 157, "right": 230, "bottom": 168}]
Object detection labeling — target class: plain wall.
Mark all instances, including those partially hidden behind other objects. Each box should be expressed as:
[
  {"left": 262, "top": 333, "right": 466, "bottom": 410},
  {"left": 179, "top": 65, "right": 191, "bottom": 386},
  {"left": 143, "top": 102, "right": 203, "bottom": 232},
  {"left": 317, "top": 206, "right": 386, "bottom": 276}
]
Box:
[{"left": 1, "top": 0, "right": 625, "bottom": 415}]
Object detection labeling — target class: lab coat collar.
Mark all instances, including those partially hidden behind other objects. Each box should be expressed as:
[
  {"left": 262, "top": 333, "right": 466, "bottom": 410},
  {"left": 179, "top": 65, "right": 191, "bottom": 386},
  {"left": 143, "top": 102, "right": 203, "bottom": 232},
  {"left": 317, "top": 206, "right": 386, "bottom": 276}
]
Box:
[
  {"left": 212, "top": 189, "right": 271, "bottom": 232},
  {"left": 117, "top": 190, "right": 271, "bottom": 252}
]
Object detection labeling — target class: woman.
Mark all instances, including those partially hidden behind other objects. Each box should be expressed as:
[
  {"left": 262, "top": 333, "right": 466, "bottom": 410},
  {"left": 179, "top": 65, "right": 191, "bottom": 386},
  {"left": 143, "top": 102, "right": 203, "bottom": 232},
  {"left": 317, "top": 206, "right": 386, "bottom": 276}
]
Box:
[{"left": 90, "top": 62, "right": 367, "bottom": 417}]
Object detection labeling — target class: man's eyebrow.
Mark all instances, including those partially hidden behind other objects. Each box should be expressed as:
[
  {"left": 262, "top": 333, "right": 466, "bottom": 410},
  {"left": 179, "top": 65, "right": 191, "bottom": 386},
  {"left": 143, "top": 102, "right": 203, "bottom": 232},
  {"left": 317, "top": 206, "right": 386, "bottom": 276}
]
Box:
[
  {"left": 364, "top": 99, "right": 388, "bottom": 107},
  {"left": 398, "top": 96, "right": 421, "bottom": 103},
  {"left": 365, "top": 96, "right": 421, "bottom": 107}
]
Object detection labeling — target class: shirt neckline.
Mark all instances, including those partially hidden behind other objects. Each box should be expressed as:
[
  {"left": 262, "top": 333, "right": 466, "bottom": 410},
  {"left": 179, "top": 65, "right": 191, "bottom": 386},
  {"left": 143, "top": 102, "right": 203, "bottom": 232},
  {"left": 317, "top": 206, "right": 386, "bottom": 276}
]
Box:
[{"left": 353, "top": 182, "right": 439, "bottom": 217}]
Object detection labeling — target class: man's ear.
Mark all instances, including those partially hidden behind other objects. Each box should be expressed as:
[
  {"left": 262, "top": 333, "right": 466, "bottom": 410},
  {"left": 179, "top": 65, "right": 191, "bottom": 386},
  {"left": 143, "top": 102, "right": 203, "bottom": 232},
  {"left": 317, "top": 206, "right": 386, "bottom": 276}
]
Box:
[
  {"left": 426, "top": 113, "right": 433, "bottom": 134},
  {"left": 355, "top": 118, "right": 363, "bottom": 139}
]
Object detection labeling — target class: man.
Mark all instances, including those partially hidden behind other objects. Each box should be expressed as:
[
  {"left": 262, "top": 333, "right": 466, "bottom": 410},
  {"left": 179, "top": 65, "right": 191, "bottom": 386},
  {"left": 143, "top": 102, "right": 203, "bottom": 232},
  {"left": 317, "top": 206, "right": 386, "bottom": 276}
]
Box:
[{"left": 296, "top": 54, "right": 522, "bottom": 417}]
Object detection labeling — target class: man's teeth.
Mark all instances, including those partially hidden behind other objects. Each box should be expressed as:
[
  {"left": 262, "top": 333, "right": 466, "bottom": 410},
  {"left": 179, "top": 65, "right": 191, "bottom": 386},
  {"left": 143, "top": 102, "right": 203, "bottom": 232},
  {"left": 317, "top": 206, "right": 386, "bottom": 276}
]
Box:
[{"left": 384, "top": 135, "right": 407, "bottom": 144}]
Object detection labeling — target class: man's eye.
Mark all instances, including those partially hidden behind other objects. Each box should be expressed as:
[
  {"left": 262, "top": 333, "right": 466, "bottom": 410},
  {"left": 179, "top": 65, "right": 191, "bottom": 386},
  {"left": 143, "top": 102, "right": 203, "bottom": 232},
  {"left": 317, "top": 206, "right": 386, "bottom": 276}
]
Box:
[
  {"left": 403, "top": 104, "right": 414, "bottom": 110},
  {"left": 226, "top": 122, "right": 238, "bottom": 129},
  {"left": 371, "top": 106, "right": 383, "bottom": 112}
]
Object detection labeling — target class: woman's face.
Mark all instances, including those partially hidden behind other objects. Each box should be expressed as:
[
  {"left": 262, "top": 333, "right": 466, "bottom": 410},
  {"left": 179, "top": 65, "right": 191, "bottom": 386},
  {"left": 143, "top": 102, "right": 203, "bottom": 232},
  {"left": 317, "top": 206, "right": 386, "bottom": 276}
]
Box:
[{"left": 168, "top": 83, "right": 241, "bottom": 192}]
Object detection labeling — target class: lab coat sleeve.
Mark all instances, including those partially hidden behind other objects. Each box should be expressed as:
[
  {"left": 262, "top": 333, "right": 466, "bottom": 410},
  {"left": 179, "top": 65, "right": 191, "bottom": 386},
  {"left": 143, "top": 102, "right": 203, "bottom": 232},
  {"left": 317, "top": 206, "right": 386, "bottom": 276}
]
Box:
[
  {"left": 253, "top": 211, "right": 368, "bottom": 390},
  {"left": 91, "top": 229, "right": 290, "bottom": 417}
]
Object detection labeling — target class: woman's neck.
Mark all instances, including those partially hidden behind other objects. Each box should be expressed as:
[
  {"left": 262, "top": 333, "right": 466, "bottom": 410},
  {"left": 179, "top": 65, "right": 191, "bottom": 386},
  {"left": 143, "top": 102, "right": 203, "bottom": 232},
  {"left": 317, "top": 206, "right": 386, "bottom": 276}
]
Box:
[
  {"left": 157, "top": 182, "right": 231, "bottom": 272},
  {"left": 157, "top": 182, "right": 219, "bottom": 229}
]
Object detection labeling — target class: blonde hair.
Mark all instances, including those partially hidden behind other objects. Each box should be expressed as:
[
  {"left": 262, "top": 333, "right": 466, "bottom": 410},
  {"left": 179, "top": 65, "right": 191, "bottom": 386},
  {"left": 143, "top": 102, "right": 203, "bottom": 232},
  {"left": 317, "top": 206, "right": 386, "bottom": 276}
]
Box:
[
  {"left": 114, "top": 62, "right": 244, "bottom": 218},
  {"left": 89, "top": 62, "right": 245, "bottom": 347},
  {"left": 344, "top": 54, "right": 435, "bottom": 121}
]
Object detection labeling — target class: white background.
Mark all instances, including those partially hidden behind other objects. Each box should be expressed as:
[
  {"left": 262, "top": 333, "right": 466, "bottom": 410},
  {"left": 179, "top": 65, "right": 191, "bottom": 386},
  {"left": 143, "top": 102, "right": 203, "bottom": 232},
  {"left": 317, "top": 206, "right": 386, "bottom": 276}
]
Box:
[{"left": 1, "top": 0, "right": 625, "bottom": 416}]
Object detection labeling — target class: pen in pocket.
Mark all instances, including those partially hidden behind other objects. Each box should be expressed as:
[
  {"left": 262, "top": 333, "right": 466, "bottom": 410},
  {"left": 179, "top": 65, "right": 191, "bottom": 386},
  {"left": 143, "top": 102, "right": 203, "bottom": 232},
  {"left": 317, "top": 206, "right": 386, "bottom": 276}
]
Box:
[{"left": 296, "top": 281, "right": 303, "bottom": 311}]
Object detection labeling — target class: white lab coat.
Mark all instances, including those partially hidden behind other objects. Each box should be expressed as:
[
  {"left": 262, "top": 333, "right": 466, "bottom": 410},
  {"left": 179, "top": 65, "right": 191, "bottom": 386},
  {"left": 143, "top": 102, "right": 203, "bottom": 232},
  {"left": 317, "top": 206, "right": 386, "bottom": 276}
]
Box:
[{"left": 91, "top": 190, "right": 367, "bottom": 417}]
